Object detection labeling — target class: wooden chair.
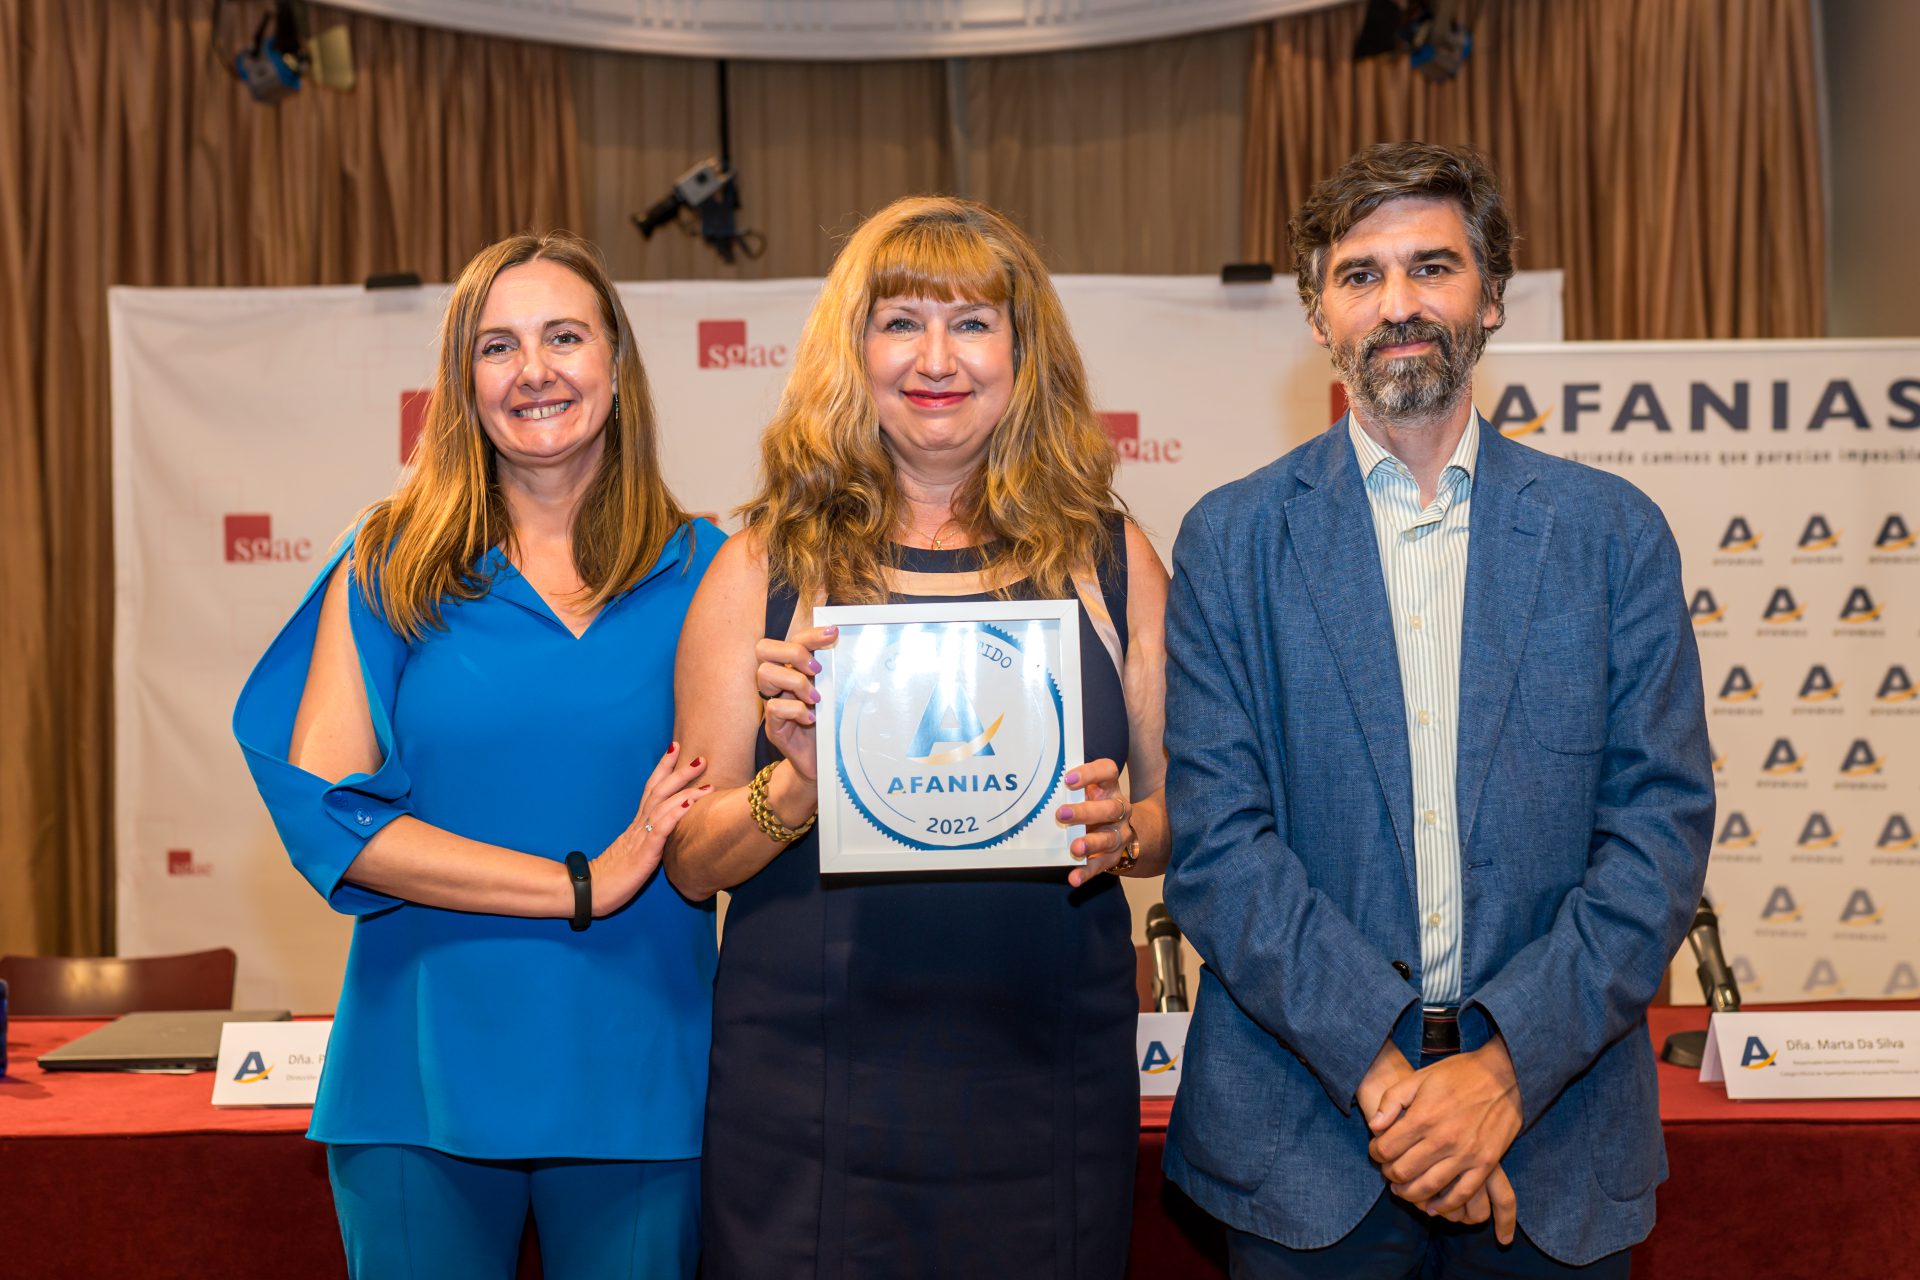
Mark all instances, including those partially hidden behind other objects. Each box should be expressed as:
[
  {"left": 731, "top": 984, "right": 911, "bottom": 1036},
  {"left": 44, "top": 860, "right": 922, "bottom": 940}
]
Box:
[{"left": 0, "top": 947, "right": 238, "bottom": 1015}]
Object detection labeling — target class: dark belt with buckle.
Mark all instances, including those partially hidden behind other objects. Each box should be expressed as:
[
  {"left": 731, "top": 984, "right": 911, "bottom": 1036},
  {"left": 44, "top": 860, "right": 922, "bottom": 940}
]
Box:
[{"left": 1421, "top": 1006, "right": 1461, "bottom": 1056}]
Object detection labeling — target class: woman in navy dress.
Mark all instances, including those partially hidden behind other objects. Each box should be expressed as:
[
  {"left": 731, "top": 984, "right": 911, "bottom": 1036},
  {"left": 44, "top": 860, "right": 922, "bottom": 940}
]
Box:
[
  {"left": 234, "top": 232, "right": 718, "bottom": 1279},
  {"left": 668, "top": 196, "right": 1171, "bottom": 1277}
]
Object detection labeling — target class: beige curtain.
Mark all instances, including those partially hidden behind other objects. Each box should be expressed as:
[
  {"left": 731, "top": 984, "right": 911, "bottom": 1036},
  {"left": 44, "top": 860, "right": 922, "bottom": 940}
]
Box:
[
  {"left": 1243, "top": 0, "right": 1825, "bottom": 339},
  {"left": 0, "top": 0, "right": 581, "bottom": 955},
  {"left": 574, "top": 27, "right": 1250, "bottom": 280}
]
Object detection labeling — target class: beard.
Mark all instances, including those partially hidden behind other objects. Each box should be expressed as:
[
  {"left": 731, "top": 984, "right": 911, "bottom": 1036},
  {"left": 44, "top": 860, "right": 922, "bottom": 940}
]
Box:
[{"left": 1331, "top": 315, "right": 1487, "bottom": 422}]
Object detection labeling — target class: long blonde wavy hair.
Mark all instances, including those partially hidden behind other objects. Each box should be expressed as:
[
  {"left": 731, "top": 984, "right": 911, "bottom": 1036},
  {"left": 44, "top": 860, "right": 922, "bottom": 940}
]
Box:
[
  {"left": 739, "top": 196, "right": 1122, "bottom": 605},
  {"left": 354, "top": 232, "right": 687, "bottom": 638}
]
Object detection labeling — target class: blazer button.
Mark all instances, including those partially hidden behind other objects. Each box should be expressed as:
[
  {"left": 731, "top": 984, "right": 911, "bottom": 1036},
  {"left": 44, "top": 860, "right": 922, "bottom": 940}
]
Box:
[
  {"left": 354, "top": 810, "right": 373, "bottom": 827},
  {"left": 1391, "top": 960, "right": 1412, "bottom": 981}
]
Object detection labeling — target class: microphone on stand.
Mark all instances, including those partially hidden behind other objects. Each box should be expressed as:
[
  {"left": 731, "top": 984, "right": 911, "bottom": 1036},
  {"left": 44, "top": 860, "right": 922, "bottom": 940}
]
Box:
[
  {"left": 1661, "top": 898, "right": 1744, "bottom": 1068},
  {"left": 1689, "top": 901, "right": 1743, "bottom": 1014},
  {"left": 1146, "top": 904, "right": 1189, "bottom": 1014}
]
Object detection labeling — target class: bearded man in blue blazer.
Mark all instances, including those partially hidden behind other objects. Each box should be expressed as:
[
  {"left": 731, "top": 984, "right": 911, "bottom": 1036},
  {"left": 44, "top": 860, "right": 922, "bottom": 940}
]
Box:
[{"left": 1161, "top": 141, "right": 1714, "bottom": 1278}]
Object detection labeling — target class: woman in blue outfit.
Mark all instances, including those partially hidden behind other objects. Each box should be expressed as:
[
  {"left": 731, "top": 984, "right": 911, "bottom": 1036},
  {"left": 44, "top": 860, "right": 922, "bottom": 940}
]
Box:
[
  {"left": 668, "top": 196, "right": 1172, "bottom": 1277},
  {"left": 234, "top": 231, "right": 720, "bottom": 1279}
]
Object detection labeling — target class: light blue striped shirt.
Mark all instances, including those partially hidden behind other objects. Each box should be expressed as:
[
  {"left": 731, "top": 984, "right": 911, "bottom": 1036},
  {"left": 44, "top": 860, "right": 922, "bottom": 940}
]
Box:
[{"left": 1349, "top": 412, "right": 1479, "bottom": 1006}]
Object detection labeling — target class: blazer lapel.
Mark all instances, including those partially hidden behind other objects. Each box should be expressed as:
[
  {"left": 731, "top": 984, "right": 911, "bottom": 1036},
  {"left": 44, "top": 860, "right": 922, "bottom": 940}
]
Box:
[
  {"left": 1456, "top": 429, "right": 1553, "bottom": 854},
  {"left": 1283, "top": 424, "right": 1417, "bottom": 892}
]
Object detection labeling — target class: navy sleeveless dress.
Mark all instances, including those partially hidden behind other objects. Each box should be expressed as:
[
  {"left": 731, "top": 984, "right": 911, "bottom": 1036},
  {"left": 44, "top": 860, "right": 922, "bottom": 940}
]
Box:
[{"left": 702, "top": 537, "right": 1139, "bottom": 1279}]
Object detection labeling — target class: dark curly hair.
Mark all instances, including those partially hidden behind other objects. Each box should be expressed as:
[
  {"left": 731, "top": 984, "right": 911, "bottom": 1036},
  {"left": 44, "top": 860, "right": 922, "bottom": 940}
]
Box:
[{"left": 1288, "top": 141, "right": 1516, "bottom": 332}]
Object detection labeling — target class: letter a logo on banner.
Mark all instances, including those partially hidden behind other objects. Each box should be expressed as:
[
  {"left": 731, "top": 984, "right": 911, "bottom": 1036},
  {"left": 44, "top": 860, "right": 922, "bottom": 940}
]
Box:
[
  {"left": 1876, "top": 514, "right": 1916, "bottom": 551},
  {"left": 1840, "top": 586, "right": 1882, "bottom": 623},
  {"left": 1762, "top": 738, "right": 1803, "bottom": 775},
  {"left": 1721, "top": 517, "right": 1761, "bottom": 553},
  {"left": 1798, "top": 813, "right": 1838, "bottom": 849},
  {"left": 1887, "top": 964, "right": 1919, "bottom": 997},
  {"left": 1717, "top": 813, "right": 1758, "bottom": 848},
  {"left": 1879, "top": 815, "right": 1917, "bottom": 851},
  {"left": 1799, "top": 665, "right": 1840, "bottom": 702},
  {"left": 1690, "top": 589, "right": 1725, "bottom": 625},
  {"left": 1804, "top": 958, "right": 1842, "bottom": 993},
  {"left": 1878, "top": 666, "right": 1917, "bottom": 703},
  {"left": 1488, "top": 385, "right": 1548, "bottom": 437},
  {"left": 1762, "top": 588, "right": 1803, "bottom": 623},
  {"left": 1840, "top": 739, "right": 1883, "bottom": 777},
  {"left": 1840, "top": 889, "right": 1883, "bottom": 926},
  {"left": 1762, "top": 886, "right": 1802, "bottom": 922},
  {"left": 1798, "top": 515, "right": 1839, "bottom": 551},
  {"left": 1719, "top": 667, "right": 1760, "bottom": 702}
]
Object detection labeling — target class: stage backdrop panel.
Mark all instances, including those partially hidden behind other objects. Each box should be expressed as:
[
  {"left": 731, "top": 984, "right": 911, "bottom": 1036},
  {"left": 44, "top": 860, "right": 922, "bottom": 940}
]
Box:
[
  {"left": 108, "top": 273, "right": 1565, "bottom": 1013},
  {"left": 1475, "top": 343, "right": 1920, "bottom": 1005}
]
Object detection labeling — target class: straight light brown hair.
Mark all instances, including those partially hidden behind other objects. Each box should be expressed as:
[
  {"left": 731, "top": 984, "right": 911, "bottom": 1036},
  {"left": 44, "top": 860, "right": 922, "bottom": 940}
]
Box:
[
  {"left": 354, "top": 231, "right": 687, "bottom": 638},
  {"left": 739, "top": 196, "right": 1121, "bottom": 605}
]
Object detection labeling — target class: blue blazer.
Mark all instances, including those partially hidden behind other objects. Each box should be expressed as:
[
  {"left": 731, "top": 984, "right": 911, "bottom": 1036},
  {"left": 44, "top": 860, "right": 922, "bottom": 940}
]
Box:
[{"left": 1160, "top": 419, "right": 1714, "bottom": 1265}]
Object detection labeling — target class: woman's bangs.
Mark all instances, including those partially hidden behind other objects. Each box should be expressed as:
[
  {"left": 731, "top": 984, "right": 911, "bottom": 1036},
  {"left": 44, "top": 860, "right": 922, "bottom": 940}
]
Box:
[{"left": 867, "top": 222, "right": 1010, "bottom": 308}]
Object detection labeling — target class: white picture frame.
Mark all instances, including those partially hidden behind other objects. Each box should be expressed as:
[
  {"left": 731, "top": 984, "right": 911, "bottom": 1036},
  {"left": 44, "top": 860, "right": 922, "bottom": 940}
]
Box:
[{"left": 812, "top": 599, "right": 1086, "bottom": 873}]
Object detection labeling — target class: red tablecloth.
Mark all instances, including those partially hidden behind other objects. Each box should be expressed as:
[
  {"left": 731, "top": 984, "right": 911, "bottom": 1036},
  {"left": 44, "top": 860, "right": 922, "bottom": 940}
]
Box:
[{"left": 7, "top": 1006, "right": 1919, "bottom": 1279}]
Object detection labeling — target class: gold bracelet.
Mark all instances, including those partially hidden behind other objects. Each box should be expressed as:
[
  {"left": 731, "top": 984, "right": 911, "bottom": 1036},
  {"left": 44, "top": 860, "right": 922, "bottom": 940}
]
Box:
[
  {"left": 1110, "top": 834, "right": 1140, "bottom": 875},
  {"left": 748, "top": 760, "right": 816, "bottom": 845}
]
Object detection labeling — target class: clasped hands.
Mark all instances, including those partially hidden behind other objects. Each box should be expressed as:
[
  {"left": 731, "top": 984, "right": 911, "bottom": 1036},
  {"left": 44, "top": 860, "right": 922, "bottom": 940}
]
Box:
[{"left": 1355, "top": 1034, "right": 1523, "bottom": 1245}]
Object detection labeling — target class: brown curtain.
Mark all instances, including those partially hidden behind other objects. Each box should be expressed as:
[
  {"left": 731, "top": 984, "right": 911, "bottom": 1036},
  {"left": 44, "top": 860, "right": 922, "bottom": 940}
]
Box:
[
  {"left": 0, "top": 0, "right": 581, "bottom": 955},
  {"left": 574, "top": 51, "right": 954, "bottom": 280},
  {"left": 1242, "top": 0, "right": 1826, "bottom": 339},
  {"left": 960, "top": 26, "right": 1249, "bottom": 274},
  {"left": 573, "top": 28, "right": 1250, "bottom": 280}
]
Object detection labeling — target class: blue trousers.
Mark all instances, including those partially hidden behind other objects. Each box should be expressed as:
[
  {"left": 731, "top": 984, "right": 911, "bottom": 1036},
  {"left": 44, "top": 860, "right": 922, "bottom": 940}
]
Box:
[
  {"left": 327, "top": 1144, "right": 699, "bottom": 1280},
  {"left": 1225, "top": 1048, "right": 1631, "bottom": 1280},
  {"left": 1226, "top": 1184, "right": 1631, "bottom": 1280}
]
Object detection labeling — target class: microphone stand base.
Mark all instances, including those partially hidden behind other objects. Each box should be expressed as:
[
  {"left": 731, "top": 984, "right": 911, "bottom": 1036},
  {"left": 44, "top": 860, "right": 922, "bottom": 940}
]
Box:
[{"left": 1661, "top": 1028, "right": 1707, "bottom": 1069}]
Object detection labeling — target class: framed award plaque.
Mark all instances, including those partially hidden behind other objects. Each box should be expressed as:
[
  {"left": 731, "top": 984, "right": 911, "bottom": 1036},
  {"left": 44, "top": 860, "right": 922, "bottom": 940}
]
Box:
[{"left": 812, "top": 599, "right": 1086, "bottom": 873}]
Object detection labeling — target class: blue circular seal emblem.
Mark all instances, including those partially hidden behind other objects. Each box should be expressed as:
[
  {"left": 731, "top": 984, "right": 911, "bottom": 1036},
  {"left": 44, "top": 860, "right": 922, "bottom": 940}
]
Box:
[{"left": 835, "top": 620, "right": 1065, "bottom": 852}]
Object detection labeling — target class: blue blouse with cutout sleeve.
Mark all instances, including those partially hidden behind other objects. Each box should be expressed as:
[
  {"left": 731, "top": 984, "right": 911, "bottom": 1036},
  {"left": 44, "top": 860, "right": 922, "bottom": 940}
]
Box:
[{"left": 234, "top": 519, "right": 722, "bottom": 1159}]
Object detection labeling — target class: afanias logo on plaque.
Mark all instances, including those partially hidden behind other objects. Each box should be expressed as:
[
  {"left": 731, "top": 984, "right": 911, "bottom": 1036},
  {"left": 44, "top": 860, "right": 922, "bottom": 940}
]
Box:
[{"left": 834, "top": 620, "right": 1065, "bottom": 852}]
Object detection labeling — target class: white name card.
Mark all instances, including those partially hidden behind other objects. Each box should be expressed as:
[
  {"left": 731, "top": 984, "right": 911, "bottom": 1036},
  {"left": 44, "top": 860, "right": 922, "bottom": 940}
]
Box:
[
  {"left": 210, "top": 1020, "right": 333, "bottom": 1107},
  {"left": 1137, "top": 1012, "right": 1192, "bottom": 1097},
  {"left": 1700, "top": 1011, "right": 1920, "bottom": 1099}
]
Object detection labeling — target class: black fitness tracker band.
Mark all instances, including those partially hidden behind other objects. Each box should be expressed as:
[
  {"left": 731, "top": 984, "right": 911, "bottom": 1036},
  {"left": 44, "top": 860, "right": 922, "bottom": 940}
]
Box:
[{"left": 564, "top": 850, "right": 592, "bottom": 931}]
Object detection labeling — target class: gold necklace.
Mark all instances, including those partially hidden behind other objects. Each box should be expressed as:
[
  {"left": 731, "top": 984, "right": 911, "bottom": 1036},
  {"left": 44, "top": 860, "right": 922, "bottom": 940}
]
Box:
[{"left": 911, "top": 516, "right": 959, "bottom": 550}]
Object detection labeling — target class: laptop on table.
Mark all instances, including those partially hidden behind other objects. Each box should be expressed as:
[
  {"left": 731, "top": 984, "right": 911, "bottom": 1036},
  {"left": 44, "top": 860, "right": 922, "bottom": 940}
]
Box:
[{"left": 38, "top": 1009, "right": 293, "bottom": 1072}]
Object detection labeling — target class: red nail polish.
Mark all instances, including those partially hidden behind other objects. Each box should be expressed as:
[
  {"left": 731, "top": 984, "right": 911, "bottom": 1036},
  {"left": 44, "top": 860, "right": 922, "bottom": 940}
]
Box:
[
  {"left": 668, "top": 741, "right": 679, "bottom": 754},
  {"left": 700, "top": 784, "right": 713, "bottom": 791},
  {"left": 691, "top": 757, "right": 704, "bottom": 768},
  {"left": 682, "top": 799, "right": 692, "bottom": 808}
]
